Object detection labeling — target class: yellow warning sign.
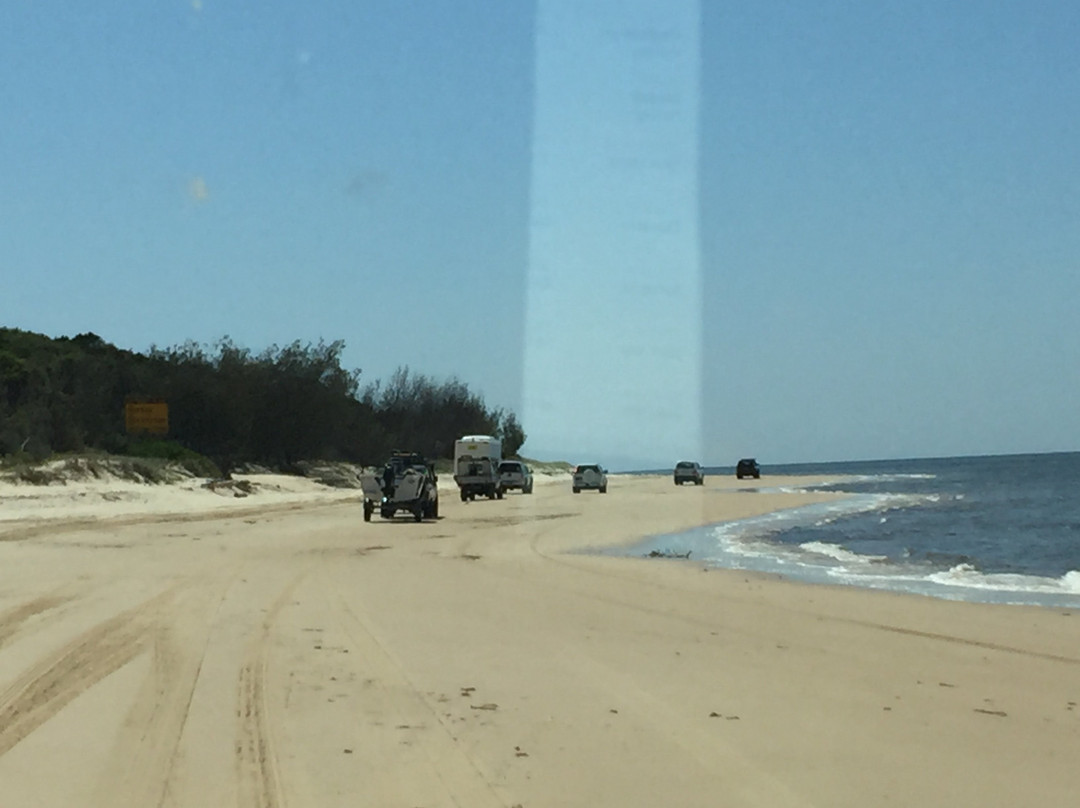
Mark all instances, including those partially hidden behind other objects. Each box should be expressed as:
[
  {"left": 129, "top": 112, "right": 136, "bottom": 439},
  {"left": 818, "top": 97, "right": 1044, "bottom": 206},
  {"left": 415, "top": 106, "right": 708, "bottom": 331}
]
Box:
[{"left": 125, "top": 400, "right": 169, "bottom": 435}]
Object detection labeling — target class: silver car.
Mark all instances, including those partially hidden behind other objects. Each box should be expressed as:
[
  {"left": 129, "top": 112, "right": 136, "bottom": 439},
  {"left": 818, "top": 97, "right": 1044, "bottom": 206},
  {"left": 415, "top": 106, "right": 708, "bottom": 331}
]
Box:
[
  {"left": 572, "top": 464, "right": 608, "bottom": 494},
  {"left": 498, "top": 460, "right": 534, "bottom": 494}
]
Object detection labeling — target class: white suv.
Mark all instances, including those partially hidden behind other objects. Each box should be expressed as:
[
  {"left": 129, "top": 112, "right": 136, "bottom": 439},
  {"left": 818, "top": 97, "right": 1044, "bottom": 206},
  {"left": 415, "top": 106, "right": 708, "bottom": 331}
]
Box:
[
  {"left": 498, "top": 461, "right": 533, "bottom": 494},
  {"left": 572, "top": 464, "right": 608, "bottom": 494}
]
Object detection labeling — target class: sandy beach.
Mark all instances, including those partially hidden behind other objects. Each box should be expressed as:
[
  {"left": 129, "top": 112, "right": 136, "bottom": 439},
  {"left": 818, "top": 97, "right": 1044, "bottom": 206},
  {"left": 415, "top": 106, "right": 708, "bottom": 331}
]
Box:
[{"left": 0, "top": 471, "right": 1077, "bottom": 807}]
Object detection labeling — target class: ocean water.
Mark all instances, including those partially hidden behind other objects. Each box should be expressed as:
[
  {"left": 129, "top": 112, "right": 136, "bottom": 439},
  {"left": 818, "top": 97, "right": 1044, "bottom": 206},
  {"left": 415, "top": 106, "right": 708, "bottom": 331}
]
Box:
[{"left": 627, "top": 453, "right": 1080, "bottom": 609}]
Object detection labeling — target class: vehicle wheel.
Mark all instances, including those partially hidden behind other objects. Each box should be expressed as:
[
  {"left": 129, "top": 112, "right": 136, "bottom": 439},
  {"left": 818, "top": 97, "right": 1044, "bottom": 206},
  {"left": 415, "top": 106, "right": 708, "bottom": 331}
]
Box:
[
  {"left": 432, "top": 499, "right": 439, "bottom": 519},
  {"left": 754, "top": 473, "right": 760, "bottom": 479},
  {"left": 525, "top": 484, "right": 532, "bottom": 494},
  {"left": 496, "top": 488, "right": 504, "bottom": 500},
  {"left": 599, "top": 486, "right": 607, "bottom": 494},
  {"left": 696, "top": 479, "right": 703, "bottom": 486},
  {"left": 363, "top": 501, "right": 373, "bottom": 522},
  {"left": 573, "top": 487, "right": 580, "bottom": 494},
  {"left": 382, "top": 507, "right": 395, "bottom": 519},
  {"left": 413, "top": 503, "right": 424, "bottom": 522},
  {"left": 460, "top": 490, "right": 468, "bottom": 502}
]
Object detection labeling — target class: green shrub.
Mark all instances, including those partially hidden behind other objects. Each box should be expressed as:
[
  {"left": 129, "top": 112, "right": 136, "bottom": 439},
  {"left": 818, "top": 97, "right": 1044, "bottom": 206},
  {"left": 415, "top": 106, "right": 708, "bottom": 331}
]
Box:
[
  {"left": 128, "top": 459, "right": 164, "bottom": 484},
  {"left": 127, "top": 439, "right": 187, "bottom": 461},
  {"left": 16, "top": 466, "right": 56, "bottom": 485},
  {"left": 178, "top": 454, "right": 222, "bottom": 479},
  {"left": 128, "top": 440, "right": 221, "bottom": 479}
]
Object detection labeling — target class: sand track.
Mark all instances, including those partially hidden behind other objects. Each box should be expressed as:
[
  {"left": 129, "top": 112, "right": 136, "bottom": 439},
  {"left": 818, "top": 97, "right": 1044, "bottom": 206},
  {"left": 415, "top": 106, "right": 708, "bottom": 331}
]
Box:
[
  {"left": 0, "top": 594, "right": 73, "bottom": 648},
  {"left": 0, "top": 589, "right": 170, "bottom": 757},
  {"left": 92, "top": 572, "right": 236, "bottom": 808},
  {"left": 322, "top": 572, "right": 507, "bottom": 807},
  {"left": 235, "top": 573, "right": 298, "bottom": 808}
]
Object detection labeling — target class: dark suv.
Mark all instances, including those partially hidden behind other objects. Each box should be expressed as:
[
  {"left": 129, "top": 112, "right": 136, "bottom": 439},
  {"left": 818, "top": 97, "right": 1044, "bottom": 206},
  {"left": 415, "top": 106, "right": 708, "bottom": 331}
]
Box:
[
  {"left": 736, "top": 458, "right": 761, "bottom": 479},
  {"left": 673, "top": 461, "right": 704, "bottom": 485}
]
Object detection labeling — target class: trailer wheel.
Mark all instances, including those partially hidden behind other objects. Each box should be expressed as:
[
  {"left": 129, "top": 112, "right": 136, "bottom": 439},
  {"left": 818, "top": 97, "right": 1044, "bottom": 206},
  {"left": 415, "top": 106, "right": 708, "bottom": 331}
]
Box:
[
  {"left": 363, "top": 501, "right": 373, "bottom": 522},
  {"left": 460, "top": 490, "right": 468, "bottom": 502}
]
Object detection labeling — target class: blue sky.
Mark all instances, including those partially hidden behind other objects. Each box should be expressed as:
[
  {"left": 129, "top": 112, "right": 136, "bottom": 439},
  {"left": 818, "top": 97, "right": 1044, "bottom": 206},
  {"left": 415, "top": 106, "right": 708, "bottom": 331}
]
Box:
[{"left": 2, "top": 1, "right": 1078, "bottom": 468}]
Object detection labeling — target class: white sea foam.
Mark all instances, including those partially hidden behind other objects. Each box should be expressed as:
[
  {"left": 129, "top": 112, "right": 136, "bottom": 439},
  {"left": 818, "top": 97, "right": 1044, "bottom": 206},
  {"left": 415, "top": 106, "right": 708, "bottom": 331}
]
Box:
[
  {"left": 926, "top": 564, "right": 1080, "bottom": 599},
  {"left": 799, "top": 541, "right": 887, "bottom": 565},
  {"left": 707, "top": 493, "right": 930, "bottom": 553},
  {"left": 740, "top": 485, "right": 817, "bottom": 495},
  {"left": 631, "top": 470, "right": 1080, "bottom": 608},
  {"left": 681, "top": 500, "right": 1080, "bottom": 609},
  {"left": 823, "top": 473, "right": 937, "bottom": 485},
  {"left": 1062, "top": 570, "right": 1080, "bottom": 594}
]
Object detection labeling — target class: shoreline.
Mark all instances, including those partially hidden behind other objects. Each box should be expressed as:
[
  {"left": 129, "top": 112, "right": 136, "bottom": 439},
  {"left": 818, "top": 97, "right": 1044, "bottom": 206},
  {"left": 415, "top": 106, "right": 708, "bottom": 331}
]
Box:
[
  {"left": 610, "top": 494, "right": 1080, "bottom": 612},
  {"left": 5, "top": 468, "right": 1076, "bottom": 609},
  {"left": 0, "top": 471, "right": 1077, "bottom": 805}
]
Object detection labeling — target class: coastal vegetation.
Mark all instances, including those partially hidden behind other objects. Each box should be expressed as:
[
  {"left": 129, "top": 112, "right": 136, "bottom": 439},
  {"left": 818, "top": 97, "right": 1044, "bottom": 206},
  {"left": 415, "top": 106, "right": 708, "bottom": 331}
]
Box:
[{"left": 0, "top": 327, "right": 525, "bottom": 474}]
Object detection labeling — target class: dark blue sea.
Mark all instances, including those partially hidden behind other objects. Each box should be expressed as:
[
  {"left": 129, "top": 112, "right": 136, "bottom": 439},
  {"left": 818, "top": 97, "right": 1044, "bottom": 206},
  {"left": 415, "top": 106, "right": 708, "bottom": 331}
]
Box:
[{"left": 627, "top": 452, "right": 1080, "bottom": 608}]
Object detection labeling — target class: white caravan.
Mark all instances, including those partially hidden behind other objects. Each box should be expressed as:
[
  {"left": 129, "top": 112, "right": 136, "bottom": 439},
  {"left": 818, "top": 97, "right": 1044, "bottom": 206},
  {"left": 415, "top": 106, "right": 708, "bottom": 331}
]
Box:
[{"left": 453, "top": 435, "right": 503, "bottom": 501}]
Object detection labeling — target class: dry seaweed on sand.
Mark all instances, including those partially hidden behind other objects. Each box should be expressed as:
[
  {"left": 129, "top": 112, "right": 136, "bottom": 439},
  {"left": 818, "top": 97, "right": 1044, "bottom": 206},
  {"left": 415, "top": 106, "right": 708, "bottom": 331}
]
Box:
[{"left": 645, "top": 549, "right": 691, "bottom": 559}]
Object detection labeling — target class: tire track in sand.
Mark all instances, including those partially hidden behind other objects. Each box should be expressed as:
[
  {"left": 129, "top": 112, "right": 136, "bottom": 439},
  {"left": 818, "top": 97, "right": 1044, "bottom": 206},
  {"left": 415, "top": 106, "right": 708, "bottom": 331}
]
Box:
[
  {"left": 321, "top": 573, "right": 507, "bottom": 808},
  {"left": 0, "top": 593, "right": 73, "bottom": 649},
  {"left": 236, "top": 571, "right": 307, "bottom": 808},
  {"left": 91, "top": 571, "right": 239, "bottom": 808},
  {"left": 0, "top": 588, "right": 177, "bottom": 758}
]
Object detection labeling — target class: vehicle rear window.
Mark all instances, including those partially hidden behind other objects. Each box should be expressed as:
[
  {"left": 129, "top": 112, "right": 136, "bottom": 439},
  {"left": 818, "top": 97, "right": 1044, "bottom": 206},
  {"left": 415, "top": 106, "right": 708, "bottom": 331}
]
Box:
[{"left": 499, "top": 462, "right": 521, "bottom": 473}]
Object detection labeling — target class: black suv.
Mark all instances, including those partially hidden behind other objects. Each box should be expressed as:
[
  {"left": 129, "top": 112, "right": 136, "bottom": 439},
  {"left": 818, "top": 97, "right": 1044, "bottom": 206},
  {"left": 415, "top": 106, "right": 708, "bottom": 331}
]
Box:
[
  {"left": 735, "top": 458, "right": 761, "bottom": 479},
  {"left": 673, "top": 461, "right": 704, "bottom": 485}
]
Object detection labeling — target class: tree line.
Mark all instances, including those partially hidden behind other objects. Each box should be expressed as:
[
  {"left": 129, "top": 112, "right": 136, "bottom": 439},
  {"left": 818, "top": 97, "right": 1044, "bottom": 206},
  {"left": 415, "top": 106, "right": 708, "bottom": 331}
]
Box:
[{"left": 0, "top": 328, "right": 526, "bottom": 473}]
